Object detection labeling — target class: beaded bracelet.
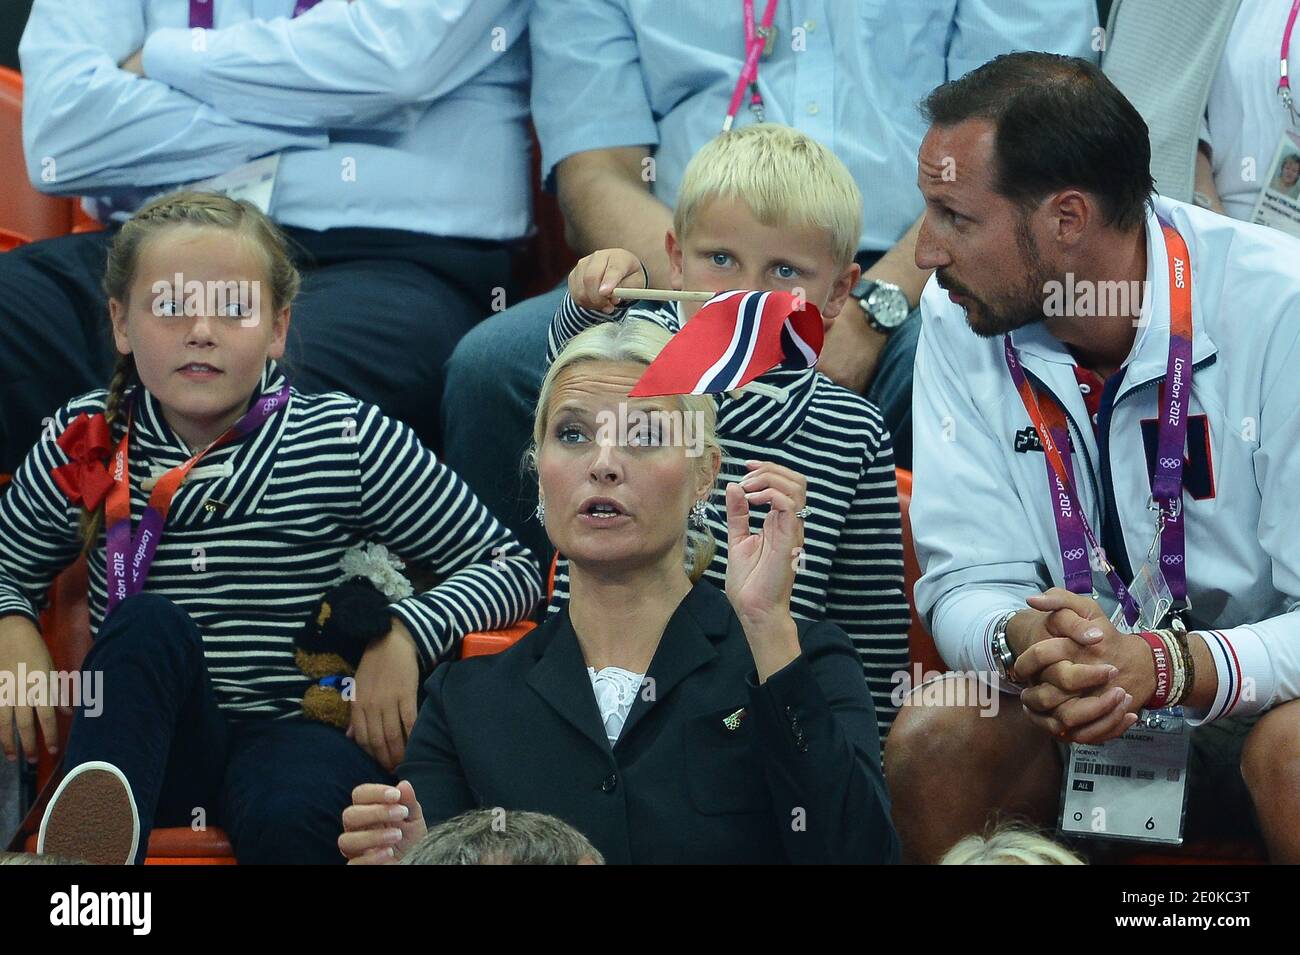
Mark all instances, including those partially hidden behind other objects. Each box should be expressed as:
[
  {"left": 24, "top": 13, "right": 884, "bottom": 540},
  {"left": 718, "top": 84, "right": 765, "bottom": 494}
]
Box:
[
  {"left": 1168, "top": 619, "right": 1196, "bottom": 708},
  {"left": 1156, "top": 629, "right": 1186, "bottom": 708}
]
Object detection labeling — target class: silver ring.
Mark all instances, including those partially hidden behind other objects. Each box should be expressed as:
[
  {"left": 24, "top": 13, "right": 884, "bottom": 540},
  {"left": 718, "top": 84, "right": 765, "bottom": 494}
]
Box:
[{"left": 794, "top": 507, "right": 810, "bottom": 520}]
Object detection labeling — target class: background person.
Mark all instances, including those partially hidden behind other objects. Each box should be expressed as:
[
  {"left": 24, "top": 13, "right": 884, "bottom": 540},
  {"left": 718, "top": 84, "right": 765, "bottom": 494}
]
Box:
[
  {"left": 1269, "top": 153, "right": 1300, "bottom": 198},
  {"left": 400, "top": 808, "right": 604, "bottom": 865},
  {"left": 442, "top": 0, "right": 1102, "bottom": 569},
  {"left": 1104, "top": 0, "right": 1300, "bottom": 223},
  {"left": 939, "top": 825, "right": 1085, "bottom": 865},
  {"left": 1, "top": 0, "right": 531, "bottom": 476}
]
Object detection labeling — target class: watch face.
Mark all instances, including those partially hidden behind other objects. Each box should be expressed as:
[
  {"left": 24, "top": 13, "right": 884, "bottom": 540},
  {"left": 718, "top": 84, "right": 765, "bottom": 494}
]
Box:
[{"left": 866, "top": 285, "right": 910, "bottom": 329}]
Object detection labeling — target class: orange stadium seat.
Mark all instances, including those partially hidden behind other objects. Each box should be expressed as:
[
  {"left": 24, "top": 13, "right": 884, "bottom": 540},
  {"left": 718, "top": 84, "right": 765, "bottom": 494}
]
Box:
[
  {"left": 0, "top": 67, "right": 91, "bottom": 241},
  {"left": 516, "top": 124, "right": 576, "bottom": 299},
  {"left": 0, "top": 226, "right": 30, "bottom": 251},
  {"left": 896, "top": 468, "right": 944, "bottom": 674}
]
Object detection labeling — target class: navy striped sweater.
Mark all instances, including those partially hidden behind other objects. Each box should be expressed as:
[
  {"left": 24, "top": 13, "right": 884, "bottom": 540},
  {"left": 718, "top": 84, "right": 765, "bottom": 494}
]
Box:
[
  {"left": 0, "top": 361, "right": 542, "bottom": 720},
  {"left": 548, "top": 295, "right": 911, "bottom": 731}
]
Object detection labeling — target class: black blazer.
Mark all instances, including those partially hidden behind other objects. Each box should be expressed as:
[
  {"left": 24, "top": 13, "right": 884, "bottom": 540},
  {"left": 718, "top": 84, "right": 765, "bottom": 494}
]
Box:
[{"left": 400, "top": 580, "right": 899, "bottom": 864}]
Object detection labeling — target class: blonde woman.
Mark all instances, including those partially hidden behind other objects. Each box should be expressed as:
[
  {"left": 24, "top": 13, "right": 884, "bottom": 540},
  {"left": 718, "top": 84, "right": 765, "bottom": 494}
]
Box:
[
  {"left": 340, "top": 320, "right": 898, "bottom": 864},
  {"left": 547, "top": 124, "right": 912, "bottom": 736}
]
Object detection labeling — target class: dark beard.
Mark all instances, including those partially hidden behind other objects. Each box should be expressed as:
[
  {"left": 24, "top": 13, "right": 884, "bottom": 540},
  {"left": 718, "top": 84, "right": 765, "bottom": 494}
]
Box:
[{"left": 942, "top": 216, "right": 1056, "bottom": 339}]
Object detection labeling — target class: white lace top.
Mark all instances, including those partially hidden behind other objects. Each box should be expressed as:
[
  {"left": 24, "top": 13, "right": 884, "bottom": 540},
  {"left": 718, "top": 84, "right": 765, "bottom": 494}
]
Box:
[{"left": 587, "top": 666, "right": 646, "bottom": 745}]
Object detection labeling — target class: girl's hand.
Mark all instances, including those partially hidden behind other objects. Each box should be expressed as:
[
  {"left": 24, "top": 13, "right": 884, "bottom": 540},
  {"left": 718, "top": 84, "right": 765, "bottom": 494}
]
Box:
[
  {"left": 568, "top": 248, "right": 647, "bottom": 313},
  {"left": 723, "top": 476, "right": 803, "bottom": 682},
  {"left": 0, "top": 616, "right": 58, "bottom": 763},
  {"left": 348, "top": 620, "right": 420, "bottom": 773},
  {"left": 338, "top": 780, "right": 426, "bottom": 864}
]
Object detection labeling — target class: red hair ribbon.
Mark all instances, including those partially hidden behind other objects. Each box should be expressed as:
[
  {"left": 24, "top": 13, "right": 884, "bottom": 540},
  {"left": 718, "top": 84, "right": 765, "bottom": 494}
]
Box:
[{"left": 51, "top": 412, "right": 115, "bottom": 510}]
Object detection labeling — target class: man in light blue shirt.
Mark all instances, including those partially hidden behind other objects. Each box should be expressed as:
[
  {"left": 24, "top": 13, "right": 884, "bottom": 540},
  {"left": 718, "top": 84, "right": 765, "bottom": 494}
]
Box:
[
  {"left": 442, "top": 0, "right": 1101, "bottom": 569},
  {"left": 0, "top": 0, "right": 531, "bottom": 472}
]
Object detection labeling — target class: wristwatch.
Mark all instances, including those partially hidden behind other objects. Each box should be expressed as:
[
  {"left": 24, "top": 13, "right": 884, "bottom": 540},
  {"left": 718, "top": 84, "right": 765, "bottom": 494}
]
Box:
[
  {"left": 851, "top": 277, "right": 910, "bottom": 334},
  {"left": 990, "top": 610, "right": 1020, "bottom": 685}
]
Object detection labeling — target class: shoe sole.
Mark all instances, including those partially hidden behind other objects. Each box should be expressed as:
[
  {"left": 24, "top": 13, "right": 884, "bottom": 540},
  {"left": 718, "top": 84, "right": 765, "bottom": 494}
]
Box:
[{"left": 37, "top": 761, "right": 141, "bottom": 865}]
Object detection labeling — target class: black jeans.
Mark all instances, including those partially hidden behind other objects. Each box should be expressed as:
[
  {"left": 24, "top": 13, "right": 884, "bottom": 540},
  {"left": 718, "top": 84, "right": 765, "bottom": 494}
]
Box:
[
  {"left": 0, "top": 224, "right": 514, "bottom": 473},
  {"left": 63, "top": 593, "right": 390, "bottom": 864}
]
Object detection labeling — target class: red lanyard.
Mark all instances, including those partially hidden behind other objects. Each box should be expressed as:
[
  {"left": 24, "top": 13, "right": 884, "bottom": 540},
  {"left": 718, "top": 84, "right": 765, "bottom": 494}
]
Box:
[
  {"left": 104, "top": 384, "right": 290, "bottom": 614},
  {"left": 1004, "top": 340, "right": 1140, "bottom": 623},
  {"left": 723, "top": 0, "right": 778, "bottom": 132},
  {"left": 1281, "top": 0, "right": 1300, "bottom": 123},
  {"left": 1003, "top": 220, "right": 1195, "bottom": 626}
]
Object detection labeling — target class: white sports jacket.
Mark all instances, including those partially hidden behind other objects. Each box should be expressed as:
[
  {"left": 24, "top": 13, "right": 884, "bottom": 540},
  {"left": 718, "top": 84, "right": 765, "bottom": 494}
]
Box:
[{"left": 912, "top": 196, "right": 1300, "bottom": 723}]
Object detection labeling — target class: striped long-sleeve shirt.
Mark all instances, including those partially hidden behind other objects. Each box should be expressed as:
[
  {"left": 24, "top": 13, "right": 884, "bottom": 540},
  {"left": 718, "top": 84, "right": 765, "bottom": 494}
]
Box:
[
  {"left": 0, "top": 361, "right": 542, "bottom": 720},
  {"left": 547, "top": 295, "right": 910, "bottom": 731}
]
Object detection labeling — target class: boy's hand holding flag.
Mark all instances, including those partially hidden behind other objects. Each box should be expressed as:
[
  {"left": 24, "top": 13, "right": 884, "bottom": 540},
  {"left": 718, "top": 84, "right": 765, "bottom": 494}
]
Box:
[{"left": 565, "top": 247, "right": 825, "bottom": 397}]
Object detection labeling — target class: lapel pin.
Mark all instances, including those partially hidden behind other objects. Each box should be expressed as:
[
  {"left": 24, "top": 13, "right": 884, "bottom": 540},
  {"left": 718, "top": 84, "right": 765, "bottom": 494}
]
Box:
[
  {"left": 203, "top": 498, "right": 228, "bottom": 514},
  {"left": 723, "top": 707, "right": 747, "bottom": 731}
]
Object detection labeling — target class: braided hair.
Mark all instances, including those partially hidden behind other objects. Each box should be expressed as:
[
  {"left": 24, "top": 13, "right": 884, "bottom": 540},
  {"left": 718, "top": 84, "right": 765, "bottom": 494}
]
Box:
[{"left": 78, "top": 191, "right": 301, "bottom": 553}]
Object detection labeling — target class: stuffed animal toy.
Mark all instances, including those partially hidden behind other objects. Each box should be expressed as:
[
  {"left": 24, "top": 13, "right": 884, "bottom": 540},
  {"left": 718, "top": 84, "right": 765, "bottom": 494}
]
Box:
[{"left": 296, "top": 543, "right": 413, "bottom": 728}]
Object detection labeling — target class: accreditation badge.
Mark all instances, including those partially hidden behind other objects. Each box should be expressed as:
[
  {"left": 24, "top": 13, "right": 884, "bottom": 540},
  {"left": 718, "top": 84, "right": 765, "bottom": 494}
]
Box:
[
  {"left": 1250, "top": 129, "right": 1300, "bottom": 239},
  {"left": 185, "top": 153, "right": 282, "bottom": 215},
  {"left": 1059, "top": 708, "right": 1190, "bottom": 845}
]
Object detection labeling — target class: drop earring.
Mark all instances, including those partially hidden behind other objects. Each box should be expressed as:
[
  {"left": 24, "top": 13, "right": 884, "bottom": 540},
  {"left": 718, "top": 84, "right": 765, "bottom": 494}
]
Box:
[
  {"left": 690, "top": 498, "right": 708, "bottom": 529},
  {"left": 535, "top": 498, "right": 545, "bottom": 523}
]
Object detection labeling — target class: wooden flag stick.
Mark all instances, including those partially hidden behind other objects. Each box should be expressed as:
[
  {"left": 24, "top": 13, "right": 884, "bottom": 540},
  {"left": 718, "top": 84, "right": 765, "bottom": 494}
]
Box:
[{"left": 612, "top": 287, "right": 716, "bottom": 302}]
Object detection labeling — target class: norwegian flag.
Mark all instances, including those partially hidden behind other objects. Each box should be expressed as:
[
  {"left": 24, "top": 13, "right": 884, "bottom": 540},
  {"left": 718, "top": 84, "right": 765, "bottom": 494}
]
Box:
[{"left": 629, "top": 290, "right": 823, "bottom": 397}]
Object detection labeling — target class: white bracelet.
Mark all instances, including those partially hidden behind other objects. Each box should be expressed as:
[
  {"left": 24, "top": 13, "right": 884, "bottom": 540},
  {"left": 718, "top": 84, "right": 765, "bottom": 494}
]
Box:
[{"left": 1154, "top": 628, "right": 1186, "bottom": 709}]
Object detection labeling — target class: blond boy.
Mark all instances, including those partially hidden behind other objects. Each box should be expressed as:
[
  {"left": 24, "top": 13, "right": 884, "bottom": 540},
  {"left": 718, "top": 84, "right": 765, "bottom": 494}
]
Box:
[{"left": 546, "top": 124, "right": 911, "bottom": 732}]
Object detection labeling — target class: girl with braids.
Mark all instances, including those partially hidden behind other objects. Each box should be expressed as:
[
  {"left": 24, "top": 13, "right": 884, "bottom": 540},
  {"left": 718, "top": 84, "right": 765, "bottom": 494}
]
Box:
[{"left": 0, "top": 192, "right": 542, "bottom": 864}]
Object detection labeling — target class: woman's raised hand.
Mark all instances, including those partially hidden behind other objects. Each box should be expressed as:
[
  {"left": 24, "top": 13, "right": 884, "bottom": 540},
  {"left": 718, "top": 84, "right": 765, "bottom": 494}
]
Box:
[
  {"left": 723, "top": 465, "right": 804, "bottom": 682},
  {"left": 338, "top": 780, "right": 426, "bottom": 864}
]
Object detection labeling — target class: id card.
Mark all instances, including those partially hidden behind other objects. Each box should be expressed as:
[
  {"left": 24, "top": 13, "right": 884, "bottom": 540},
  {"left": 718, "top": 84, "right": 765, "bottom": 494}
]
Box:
[
  {"left": 1059, "top": 708, "right": 1190, "bottom": 845},
  {"left": 186, "top": 153, "right": 281, "bottom": 214},
  {"left": 1250, "top": 129, "right": 1300, "bottom": 239}
]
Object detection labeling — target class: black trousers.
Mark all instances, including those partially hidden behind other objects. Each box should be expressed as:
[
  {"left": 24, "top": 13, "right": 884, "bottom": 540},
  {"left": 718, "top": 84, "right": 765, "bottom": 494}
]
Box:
[
  {"left": 0, "top": 224, "right": 513, "bottom": 473},
  {"left": 63, "top": 593, "right": 390, "bottom": 864}
]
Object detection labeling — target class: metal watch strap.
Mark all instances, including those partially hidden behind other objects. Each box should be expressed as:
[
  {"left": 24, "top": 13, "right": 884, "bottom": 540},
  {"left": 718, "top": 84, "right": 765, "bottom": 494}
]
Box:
[{"left": 991, "top": 609, "right": 1019, "bottom": 683}]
